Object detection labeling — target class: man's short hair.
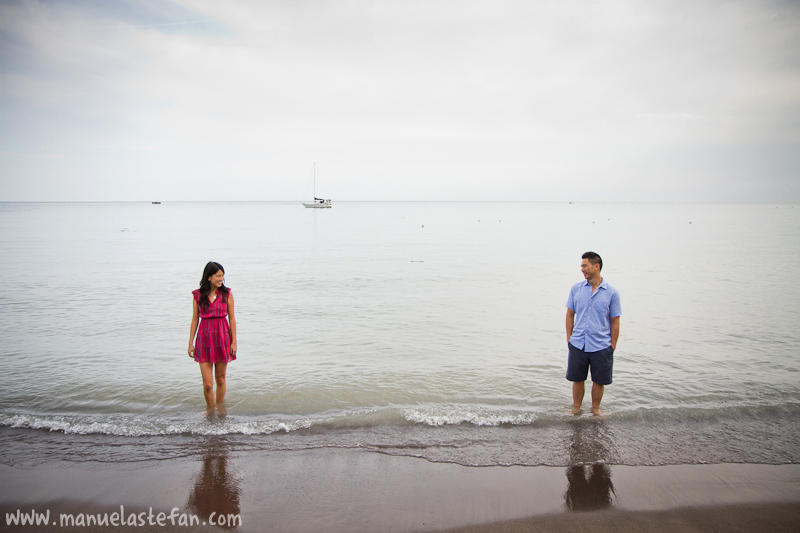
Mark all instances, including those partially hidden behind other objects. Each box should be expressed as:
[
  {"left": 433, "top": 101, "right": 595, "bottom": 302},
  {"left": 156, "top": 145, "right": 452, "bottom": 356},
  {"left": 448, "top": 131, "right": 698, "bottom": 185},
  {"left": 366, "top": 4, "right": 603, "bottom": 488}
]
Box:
[{"left": 582, "top": 251, "right": 603, "bottom": 271}]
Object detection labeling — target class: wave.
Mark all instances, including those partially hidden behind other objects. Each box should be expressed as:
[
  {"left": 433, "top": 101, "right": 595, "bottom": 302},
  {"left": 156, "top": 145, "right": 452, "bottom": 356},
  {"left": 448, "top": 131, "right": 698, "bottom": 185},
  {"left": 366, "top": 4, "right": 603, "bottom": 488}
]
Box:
[
  {"left": 403, "top": 406, "right": 538, "bottom": 426},
  {"left": 2, "top": 402, "right": 800, "bottom": 467},
  {"left": 3, "top": 402, "right": 800, "bottom": 437},
  {"left": 0, "top": 413, "right": 319, "bottom": 437}
]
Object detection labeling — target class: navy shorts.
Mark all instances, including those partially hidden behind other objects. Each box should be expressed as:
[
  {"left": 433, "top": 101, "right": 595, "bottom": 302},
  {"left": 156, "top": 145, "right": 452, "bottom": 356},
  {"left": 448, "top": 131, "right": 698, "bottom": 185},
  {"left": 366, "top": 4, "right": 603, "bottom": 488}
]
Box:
[{"left": 566, "top": 342, "right": 613, "bottom": 385}]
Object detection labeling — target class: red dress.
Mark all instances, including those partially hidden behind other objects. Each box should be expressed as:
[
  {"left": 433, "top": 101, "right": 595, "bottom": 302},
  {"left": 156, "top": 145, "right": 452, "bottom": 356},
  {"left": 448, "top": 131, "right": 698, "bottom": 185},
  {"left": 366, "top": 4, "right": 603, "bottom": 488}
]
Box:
[{"left": 192, "top": 289, "right": 235, "bottom": 364}]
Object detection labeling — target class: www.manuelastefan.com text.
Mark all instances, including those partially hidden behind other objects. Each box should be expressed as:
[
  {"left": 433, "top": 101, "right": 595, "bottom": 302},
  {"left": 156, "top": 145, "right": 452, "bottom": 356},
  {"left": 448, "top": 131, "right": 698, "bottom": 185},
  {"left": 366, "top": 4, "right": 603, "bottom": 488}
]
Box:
[{"left": 6, "top": 506, "right": 242, "bottom": 527}]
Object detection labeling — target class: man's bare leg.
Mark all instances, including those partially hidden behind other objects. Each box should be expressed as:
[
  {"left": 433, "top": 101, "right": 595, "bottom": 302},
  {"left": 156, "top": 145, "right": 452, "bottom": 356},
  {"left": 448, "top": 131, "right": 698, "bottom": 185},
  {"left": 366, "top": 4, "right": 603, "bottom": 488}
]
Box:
[
  {"left": 591, "top": 383, "right": 604, "bottom": 415},
  {"left": 571, "top": 381, "right": 585, "bottom": 414}
]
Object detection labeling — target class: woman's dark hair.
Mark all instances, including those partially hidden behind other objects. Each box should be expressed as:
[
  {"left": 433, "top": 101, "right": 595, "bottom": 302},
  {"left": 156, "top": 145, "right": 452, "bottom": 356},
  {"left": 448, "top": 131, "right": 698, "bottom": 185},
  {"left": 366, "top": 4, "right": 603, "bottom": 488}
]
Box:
[{"left": 198, "top": 261, "right": 229, "bottom": 309}]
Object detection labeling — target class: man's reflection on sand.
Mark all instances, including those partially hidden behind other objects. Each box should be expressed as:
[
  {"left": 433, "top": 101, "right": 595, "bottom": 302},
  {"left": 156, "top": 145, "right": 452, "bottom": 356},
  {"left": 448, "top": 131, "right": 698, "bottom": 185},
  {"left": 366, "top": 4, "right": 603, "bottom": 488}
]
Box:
[
  {"left": 187, "top": 428, "right": 241, "bottom": 528},
  {"left": 564, "top": 418, "right": 616, "bottom": 511}
]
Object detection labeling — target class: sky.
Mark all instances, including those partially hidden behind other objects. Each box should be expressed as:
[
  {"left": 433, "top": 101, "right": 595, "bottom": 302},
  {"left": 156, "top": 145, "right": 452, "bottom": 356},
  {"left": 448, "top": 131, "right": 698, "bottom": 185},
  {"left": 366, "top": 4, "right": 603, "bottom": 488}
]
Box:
[{"left": 1, "top": 0, "right": 799, "bottom": 202}]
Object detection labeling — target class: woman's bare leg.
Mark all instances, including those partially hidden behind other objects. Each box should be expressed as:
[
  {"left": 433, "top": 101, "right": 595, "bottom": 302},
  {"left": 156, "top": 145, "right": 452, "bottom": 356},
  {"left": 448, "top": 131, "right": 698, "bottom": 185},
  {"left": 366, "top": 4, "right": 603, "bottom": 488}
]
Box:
[
  {"left": 199, "top": 362, "right": 216, "bottom": 408},
  {"left": 214, "top": 362, "right": 228, "bottom": 404}
]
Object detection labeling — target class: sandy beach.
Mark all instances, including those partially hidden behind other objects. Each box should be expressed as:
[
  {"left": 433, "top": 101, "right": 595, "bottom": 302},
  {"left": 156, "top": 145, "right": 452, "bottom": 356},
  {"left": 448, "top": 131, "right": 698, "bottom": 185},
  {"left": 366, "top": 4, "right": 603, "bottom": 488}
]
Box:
[{"left": 2, "top": 431, "right": 799, "bottom": 532}]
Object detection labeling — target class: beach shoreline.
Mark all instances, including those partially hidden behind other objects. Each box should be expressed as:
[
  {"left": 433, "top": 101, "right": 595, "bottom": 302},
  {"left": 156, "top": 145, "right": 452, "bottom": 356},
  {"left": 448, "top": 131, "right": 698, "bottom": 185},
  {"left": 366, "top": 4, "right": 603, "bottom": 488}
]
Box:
[{"left": 2, "top": 435, "right": 799, "bottom": 532}]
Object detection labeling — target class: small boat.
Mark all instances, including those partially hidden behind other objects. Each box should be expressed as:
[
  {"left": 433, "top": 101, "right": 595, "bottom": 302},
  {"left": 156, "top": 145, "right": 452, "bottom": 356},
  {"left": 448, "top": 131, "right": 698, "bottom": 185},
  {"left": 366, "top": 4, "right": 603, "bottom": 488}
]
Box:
[
  {"left": 151, "top": 201, "right": 161, "bottom": 204},
  {"left": 303, "top": 163, "right": 331, "bottom": 208},
  {"left": 304, "top": 198, "right": 331, "bottom": 208}
]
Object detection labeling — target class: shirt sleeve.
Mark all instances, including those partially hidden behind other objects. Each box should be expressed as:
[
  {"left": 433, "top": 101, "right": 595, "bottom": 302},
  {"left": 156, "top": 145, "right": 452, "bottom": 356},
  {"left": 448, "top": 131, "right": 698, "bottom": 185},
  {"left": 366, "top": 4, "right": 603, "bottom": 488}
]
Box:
[
  {"left": 566, "top": 285, "right": 575, "bottom": 311},
  {"left": 609, "top": 289, "right": 621, "bottom": 318}
]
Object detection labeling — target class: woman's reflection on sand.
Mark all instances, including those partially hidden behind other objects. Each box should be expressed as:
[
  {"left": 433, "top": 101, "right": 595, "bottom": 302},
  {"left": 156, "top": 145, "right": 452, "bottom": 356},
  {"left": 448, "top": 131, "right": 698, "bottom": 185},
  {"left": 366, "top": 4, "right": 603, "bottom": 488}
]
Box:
[
  {"left": 564, "top": 418, "right": 616, "bottom": 511},
  {"left": 187, "top": 419, "right": 241, "bottom": 529}
]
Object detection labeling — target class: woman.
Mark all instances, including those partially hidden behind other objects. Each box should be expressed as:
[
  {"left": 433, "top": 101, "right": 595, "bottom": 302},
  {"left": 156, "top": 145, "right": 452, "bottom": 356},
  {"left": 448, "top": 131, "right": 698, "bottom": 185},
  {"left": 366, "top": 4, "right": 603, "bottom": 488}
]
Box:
[{"left": 188, "top": 262, "right": 237, "bottom": 408}]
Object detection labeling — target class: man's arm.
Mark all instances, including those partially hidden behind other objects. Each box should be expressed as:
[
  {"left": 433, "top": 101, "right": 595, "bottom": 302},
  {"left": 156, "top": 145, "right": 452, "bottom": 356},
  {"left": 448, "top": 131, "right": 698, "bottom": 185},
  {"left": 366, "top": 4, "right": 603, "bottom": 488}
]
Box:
[
  {"left": 566, "top": 308, "right": 575, "bottom": 343},
  {"left": 610, "top": 316, "right": 620, "bottom": 351}
]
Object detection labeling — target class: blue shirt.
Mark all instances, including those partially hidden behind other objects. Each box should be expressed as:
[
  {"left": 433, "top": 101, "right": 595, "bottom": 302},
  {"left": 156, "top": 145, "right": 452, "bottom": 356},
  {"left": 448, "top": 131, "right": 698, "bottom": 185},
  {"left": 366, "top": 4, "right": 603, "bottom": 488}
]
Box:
[{"left": 567, "top": 279, "right": 621, "bottom": 352}]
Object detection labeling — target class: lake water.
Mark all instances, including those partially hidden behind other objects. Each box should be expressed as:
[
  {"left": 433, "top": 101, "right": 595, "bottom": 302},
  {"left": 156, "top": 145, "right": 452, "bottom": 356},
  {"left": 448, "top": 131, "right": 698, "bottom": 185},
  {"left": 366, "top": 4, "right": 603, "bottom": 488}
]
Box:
[{"left": 1, "top": 201, "right": 799, "bottom": 467}]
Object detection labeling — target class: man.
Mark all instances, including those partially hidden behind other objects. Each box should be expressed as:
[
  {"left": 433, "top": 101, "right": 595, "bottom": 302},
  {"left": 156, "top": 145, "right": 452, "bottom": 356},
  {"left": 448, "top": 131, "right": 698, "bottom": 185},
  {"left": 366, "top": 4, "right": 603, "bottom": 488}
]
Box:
[{"left": 566, "top": 252, "right": 620, "bottom": 415}]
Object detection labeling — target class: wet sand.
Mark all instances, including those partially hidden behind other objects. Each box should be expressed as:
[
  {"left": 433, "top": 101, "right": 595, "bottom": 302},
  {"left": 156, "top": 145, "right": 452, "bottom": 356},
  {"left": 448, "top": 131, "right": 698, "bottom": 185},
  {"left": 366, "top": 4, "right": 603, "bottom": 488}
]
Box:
[
  {"left": 2, "top": 440, "right": 800, "bottom": 532},
  {"left": 439, "top": 502, "right": 800, "bottom": 532}
]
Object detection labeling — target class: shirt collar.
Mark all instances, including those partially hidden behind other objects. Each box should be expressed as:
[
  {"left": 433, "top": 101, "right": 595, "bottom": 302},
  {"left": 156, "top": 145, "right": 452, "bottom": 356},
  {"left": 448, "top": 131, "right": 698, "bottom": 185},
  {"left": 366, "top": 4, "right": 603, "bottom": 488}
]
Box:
[{"left": 582, "top": 279, "right": 607, "bottom": 290}]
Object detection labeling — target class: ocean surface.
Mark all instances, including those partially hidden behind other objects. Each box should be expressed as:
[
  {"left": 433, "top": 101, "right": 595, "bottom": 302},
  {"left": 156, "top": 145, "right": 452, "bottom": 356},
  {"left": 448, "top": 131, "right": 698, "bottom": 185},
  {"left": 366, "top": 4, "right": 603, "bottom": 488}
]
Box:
[{"left": 1, "top": 201, "right": 799, "bottom": 468}]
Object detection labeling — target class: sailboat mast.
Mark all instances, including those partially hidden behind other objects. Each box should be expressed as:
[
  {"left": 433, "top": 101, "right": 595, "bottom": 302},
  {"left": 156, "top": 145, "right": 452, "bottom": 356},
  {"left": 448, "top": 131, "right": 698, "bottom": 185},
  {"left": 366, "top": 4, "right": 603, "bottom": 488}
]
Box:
[{"left": 313, "top": 162, "right": 316, "bottom": 199}]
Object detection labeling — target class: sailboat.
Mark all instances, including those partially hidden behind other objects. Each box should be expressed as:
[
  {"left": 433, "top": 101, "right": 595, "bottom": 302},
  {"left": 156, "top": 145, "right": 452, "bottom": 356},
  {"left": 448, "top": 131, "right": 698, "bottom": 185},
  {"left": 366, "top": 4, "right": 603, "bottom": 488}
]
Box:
[{"left": 302, "top": 163, "right": 332, "bottom": 208}]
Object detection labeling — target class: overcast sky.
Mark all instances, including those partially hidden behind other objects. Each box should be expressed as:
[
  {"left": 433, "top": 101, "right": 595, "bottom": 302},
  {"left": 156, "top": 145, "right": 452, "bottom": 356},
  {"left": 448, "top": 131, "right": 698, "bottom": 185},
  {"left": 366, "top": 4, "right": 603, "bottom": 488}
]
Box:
[{"left": 1, "top": 0, "right": 798, "bottom": 202}]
